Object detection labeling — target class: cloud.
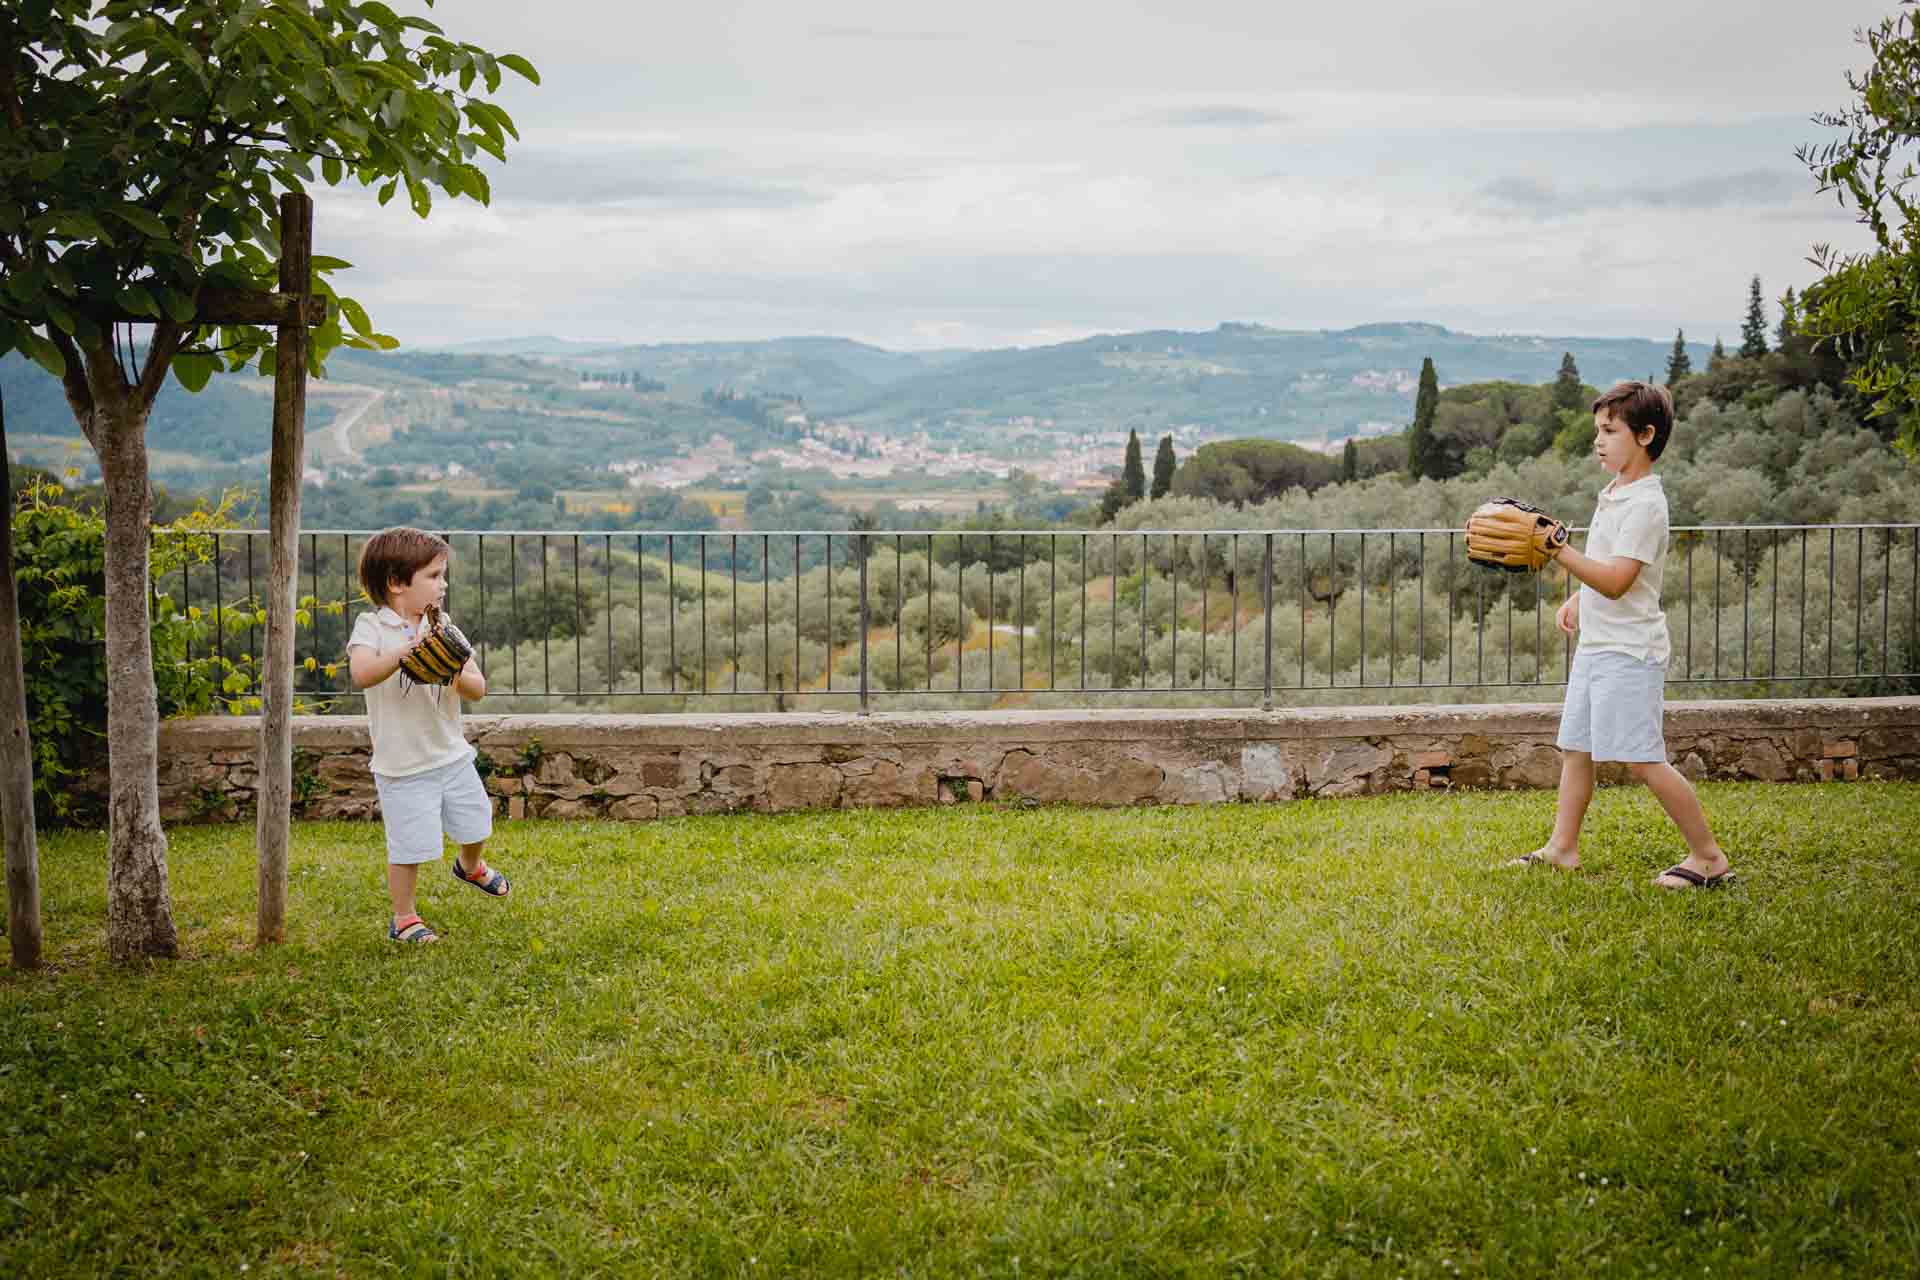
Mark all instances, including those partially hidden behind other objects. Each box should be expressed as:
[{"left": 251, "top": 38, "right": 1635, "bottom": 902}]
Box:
[
  {"left": 808, "top": 24, "right": 968, "bottom": 43},
  {"left": 1482, "top": 169, "right": 1808, "bottom": 216},
  {"left": 1140, "top": 105, "right": 1295, "bottom": 129},
  {"left": 488, "top": 147, "right": 826, "bottom": 211}
]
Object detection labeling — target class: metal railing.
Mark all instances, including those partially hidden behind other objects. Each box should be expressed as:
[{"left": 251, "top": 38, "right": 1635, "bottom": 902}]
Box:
[{"left": 156, "top": 523, "right": 1920, "bottom": 710}]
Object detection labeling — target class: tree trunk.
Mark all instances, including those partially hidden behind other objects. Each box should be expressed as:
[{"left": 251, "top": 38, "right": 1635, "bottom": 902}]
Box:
[
  {"left": 0, "top": 394, "right": 44, "bottom": 969},
  {"left": 255, "top": 192, "right": 312, "bottom": 947},
  {"left": 97, "top": 399, "right": 177, "bottom": 962}
]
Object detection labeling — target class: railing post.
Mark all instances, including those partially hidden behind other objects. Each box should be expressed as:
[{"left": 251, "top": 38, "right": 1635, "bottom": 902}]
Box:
[
  {"left": 1262, "top": 533, "right": 1274, "bottom": 711},
  {"left": 858, "top": 532, "right": 871, "bottom": 715}
]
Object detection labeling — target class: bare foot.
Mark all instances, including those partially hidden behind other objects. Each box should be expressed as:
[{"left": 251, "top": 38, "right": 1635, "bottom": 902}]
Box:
[
  {"left": 1505, "top": 844, "right": 1580, "bottom": 871},
  {"left": 1654, "top": 850, "right": 1733, "bottom": 890}
]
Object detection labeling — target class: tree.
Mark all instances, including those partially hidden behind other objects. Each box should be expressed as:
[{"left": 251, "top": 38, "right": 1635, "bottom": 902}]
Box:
[
  {"left": 1777, "top": 286, "right": 1798, "bottom": 347},
  {"left": 1, "top": 390, "right": 42, "bottom": 968},
  {"left": 1407, "top": 357, "right": 1441, "bottom": 479},
  {"left": 1740, "top": 275, "right": 1770, "bottom": 358},
  {"left": 1798, "top": 2, "right": 1920, "bottom": 452},
  {"left": 1121, "top": 429, "right": 1146, "bottom": 504},
  {"left": 1150, "top": 433, "right": 1175, "bottom": 499},
  {"left": 1710, "top": 336, "right": 1728, "bottom": 371},
  {"left": 0, "top": 3, "right": 536, "bottom": 960},
  {"left": 1340, "top": 437, "right": 1357, "bottom": 483},
  {"left": 1667, "top": 329, "right": 1692, "bottom": 383},
  {"left": 1551, "top": 352, "right": 1584, "bottom": 414}
]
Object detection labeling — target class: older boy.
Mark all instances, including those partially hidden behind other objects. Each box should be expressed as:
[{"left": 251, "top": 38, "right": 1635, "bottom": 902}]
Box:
[
  {"left": 1508, "top": 381, "right": 1735, "bottom": 889},
  {"left": 349, "top": 527, "right": 511, "bottom": 943}
]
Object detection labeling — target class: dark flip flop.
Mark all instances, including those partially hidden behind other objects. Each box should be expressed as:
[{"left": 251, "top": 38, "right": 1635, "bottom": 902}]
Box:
[{"left": 1657, "top": 864, "right": 1736, "bottom": 890}]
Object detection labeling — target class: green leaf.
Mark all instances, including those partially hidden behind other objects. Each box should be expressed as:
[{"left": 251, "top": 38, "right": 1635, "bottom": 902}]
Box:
[
  {"left": 172, "top": 351, "right": 216, "bottom": 392},
  {"left": 338, "top": 296, "right": 374, "bottom": 337},
  {"left": 156, "top": 286, "right": 198, "bottom": 325},
  {"left": 20, "top": 330, "right": 67, "bottom": 378},
  {"left": 46, "top": 300, "right": 78, "bottom": 336},
  {"left": 377, "top": 179, "right": 398, "bottom": 206},
  {"left": 119, "top": 283, "right": 161, "bottom": 318},
  {"left": 311, "top": 255, "right": 355, "bottom": 272},
  {"left": 30, "top": 152, "right": 64, "bottom": 181},
  {"left": 322, "top": 155, "right": 343, "bottom": 185},
  {"left": 498, "top": 53, "right": 540, "bottom": 85},
  {"left": 111, "top": 203, "right": 171, "bottom": 238}
]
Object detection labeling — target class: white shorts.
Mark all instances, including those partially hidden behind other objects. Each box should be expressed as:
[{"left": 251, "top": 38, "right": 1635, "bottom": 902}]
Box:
[
  {"left": 1557, "top": 649, "right": 1668, "bottom": 763},
  {"left": 373, "top": 755, "right": 494, "bottom": 864}
]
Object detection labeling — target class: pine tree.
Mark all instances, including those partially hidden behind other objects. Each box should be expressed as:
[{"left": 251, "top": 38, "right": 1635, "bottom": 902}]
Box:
[
  {"left": 1551, "top": 352, "right": 1583, "bottom": 414},
  {"left": 1740, "top": 275, "right": 1769, "bottom": 358},
  {"left": 1341, "top": 438, "right": 1358, "bottom": 483},
  {"left": 1710, "top": 335, "right": 1727, "bottom": 370},
  {"left": 1122, "top": 429, "right": 1146, "bottom": 503},
  {"left": 1777, "top": 287, "right": 1798, "bottom": 346},
  {"left": 1407, "top": 357, "right": 1441, "bottom": 479},
  {"left": 1666, "top": 329, "right": 1692, "bottom": 383},
  {"left": 1150, "top": 434, "right": 1176, "bottom": 499}
]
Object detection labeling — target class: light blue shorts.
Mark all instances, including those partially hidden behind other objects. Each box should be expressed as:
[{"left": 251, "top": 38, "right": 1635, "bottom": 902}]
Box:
[
  {"left": 1557, "top": 649, "right": 1668, "bottom": 763},
  {"left": 373, "top": 754, "right": 494, "bottom": 864}
]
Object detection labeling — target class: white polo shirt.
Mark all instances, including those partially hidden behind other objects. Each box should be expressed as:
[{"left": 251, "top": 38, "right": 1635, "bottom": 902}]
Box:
[
  {"left": 347, "top": 606, "right": 476, "bottom": 778},
  {"left": 1577, "top": 473, "right": 1671, "bottom": 665}
]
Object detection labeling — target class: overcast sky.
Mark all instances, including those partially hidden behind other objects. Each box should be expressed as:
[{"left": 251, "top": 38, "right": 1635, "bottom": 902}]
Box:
[{"left": 329, "top": 0, "right": 1892, "bottom": 352}]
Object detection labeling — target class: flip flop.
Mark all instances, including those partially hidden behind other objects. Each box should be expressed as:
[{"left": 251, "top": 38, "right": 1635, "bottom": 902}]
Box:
[
  {"left": 1656, "top": 864, "right": 1736, "bottom": 890},
  {"left": 1505, "top": 851, "right": 1577, "bottom": 870}
]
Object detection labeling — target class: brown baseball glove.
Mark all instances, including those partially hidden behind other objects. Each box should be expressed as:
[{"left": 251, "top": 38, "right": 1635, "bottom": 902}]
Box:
[
  {"left": 1465, "top": 497, "right": 1569, "bottom": 573},
  {"left": 398, "top": 603, "right": 473, "bottom": 687}
]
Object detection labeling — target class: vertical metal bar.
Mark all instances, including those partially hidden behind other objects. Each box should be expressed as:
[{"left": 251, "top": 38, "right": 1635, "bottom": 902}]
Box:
[
  {"left": 764, "top": 535, "right": 771, "bottom": 701},
  {"left": 540, "top": 535, "right": 551, "bottom": 696},
  {"left": 1504, "top": 560, "right": 1512, "bottom": 686},
  {"left": 606, "top": 534, "right": 614, "bottom": 694},
  {"left": 1417, "top": 532, "right": 1425, "bottom": 686},
  {"left": 795, "top": 535, "right": 802, "bottom": 696},
  {"left": 179, "top": 538, "right": 192, "bottom": 665},
  {"left": 245, "top": 535, "right": 257, "bottom": 673},
  {"left": 666, "top": 535, "right": 675, "bottom": 695},
  {"left": 1018, "top": 534, "right": 1026, "bottom": 687},
  {"left": 1139, "top": 532, "right": 1148, "bottom": 692},
  {"left": 896, "top": 535, "right": 903, "bottom": 694},
  {"left": 1531, "top": 538, "right": 1540, "bottom": 684},
  {"left": 699, "top": 536, "right": 708, "bottom": 695},
  {"left": 510, "top": 533, "right": 518, "bottom": 694},
  {"left": 730, "top": 534, "right": 739, "bottom": 696},
  {"left": 1685, "top": 539, "right": 1693, "bottom": 680},
  {"left": 477, "top": 534, "right": 486, "bottom": 677},
  {"left": 1770, "top": 531, "right": 1777, "bottom": 680},
  {"left": 1447, "top": 533, "right": 1455, "bottom": 685},
  {"left": 1080, "top": 533, "right": 1089, "bottom": 691},
  {"left": 1231, "top": 533, "right": 1239, "bottom": 692},
  {"left": 1741, "top": 529, "right": 1750, "bottom": 679},
  {"left": 645, "top": 529, "right": 652, "bottom": 694},
  {"left": 1882, "top": 528, "right": 1892, "bottom": 675},
  {"left": 1261, "top": 532, "right": 1274, "bottom": 710},
  {"left": 1856, "top": 527, "right": 1866, "bottom": 675},
  {"left": 926, "top": 534, "right": 934, "bottom": 693},
  {"left": 1800, "top": 531, "right": 1808, "bottom": 677},
  {"left": 1359, "top": 533, "right": 1366, "bottom": 687},
  {"left": 988, "top": 533, "right": 996, "bottom": 690},
  {"left": 1110, "top": 534, "right": 1117, "bottom": 690},
  {"left": 1328, "top": 533, "right": 1336, "bottom": 687},
  {"left": 1299, "top": 533, "right": 1307, "bottom": 690},
  {"left": 858, "top": 532, "right": 870, "bottom": 714},
  {"left": 574, "top": 534, "right": 583, "bottom": 694},
  {"left": 1172, "top": 533, "right": 1180, "bottom": 690},
  {"left": 1828, "top": 528, "right": 1836, "bottom": 679},
  {"left": 1388, "top": 532, "right": 1396, "bottom": 686},
  {"left": 213, "top": 533, "right": 223, "bottom": 667},
  {"left": 1050, "top": 533, "right": 1058, "bottom": 690},
  {"left": 1712, "top": 530, "right": 1720, "bottom": 682},
  {"left": 1475, "top": 556, "right": 1484, "bottom": 686},
  {"left": 825, "top": 534, "right": 832, "bottom": 693},
  {"left": 958, "top": 536, "right": 965, "bottom": 692},
  {"left": 306, "top": 532, "right": 318, "bottom": 671}
]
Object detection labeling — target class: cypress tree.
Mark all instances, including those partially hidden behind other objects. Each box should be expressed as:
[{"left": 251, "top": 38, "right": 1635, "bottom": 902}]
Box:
[
  {"left": 1710, "top": 335, "right": 1727, "bottom": 370},
  {"left": 1666, "top": 329, "right": 1692, "bottom": 383},
  {"left": 1740, "top": 275, "right": 1769, "bottom": 358},
  {"left": 1551, "top": 352, "right": 1583, "bottom": 414},
  {"left": 1151, "top": 434, "right": 1176, "bottom": 499},
  {"left": 1407, "top": 357, "right": 1441, "bottom": 479},
  {"left": 1122, "top": 429, "right": 1146, "bottom": 503},
  {"left": 1777, "top": 287, "right": 1798, "bottom": 346},
  {"left": 1341, "top": 438, "right": 1358, "bottom": 483}
]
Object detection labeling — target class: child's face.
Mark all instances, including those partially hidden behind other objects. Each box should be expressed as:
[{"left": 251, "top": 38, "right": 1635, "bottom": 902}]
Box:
[
  {"left": 1591, "top": 409, "right": 1653, "bottom": 476},
  {"left": 387, "top": 553, "right": 448, "bottom": 620}
]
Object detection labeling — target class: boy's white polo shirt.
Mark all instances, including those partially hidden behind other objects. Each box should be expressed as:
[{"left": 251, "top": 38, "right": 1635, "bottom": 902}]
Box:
[
  {"left": 1577, "top": 473, "right": 1671, "bottom": 666},
  {"left": 348, "top": 606, "right": 476, "bottom": 778}
]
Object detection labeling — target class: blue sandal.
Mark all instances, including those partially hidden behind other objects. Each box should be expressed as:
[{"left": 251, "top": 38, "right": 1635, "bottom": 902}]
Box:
[
  {"left": 389, "top": 915, "right": 439, "bottom": 943},
  {"left": 453, "top": 859, "right": 510, "bottom": 897}
]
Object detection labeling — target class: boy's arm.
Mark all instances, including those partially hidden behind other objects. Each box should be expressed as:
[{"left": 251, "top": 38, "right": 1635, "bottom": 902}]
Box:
[
  {"left": 453, "top": 655, "right": 486, "bottom": 702},
  {"left": 348, "top": 644, "right": 407, "bottom": 690},
  {"left": 1555, "top": 546, "right": 1644, "bottom": 600}
]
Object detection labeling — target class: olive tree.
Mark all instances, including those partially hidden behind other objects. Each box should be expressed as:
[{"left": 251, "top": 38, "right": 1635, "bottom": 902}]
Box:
[{"left": 0, "top": 1, "right": 536, "bottom": 960}]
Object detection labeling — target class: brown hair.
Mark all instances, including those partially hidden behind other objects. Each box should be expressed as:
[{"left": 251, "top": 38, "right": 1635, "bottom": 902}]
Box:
[
  {"left": 357, "top": 527, "right": 449, "bottom": 607},
  {"left": 1590, "top": 380, "right": 1675, "bottom": 460}
]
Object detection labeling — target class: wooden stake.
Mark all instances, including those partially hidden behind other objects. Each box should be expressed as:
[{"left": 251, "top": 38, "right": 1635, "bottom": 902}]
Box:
[{"left": 255, "top": 191, "right": 312, "bottom": 947}]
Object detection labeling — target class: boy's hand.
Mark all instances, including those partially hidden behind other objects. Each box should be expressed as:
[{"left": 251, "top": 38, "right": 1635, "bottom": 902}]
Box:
[{"left": 1556, "top": 594, "right": 1580, "bottom": 636}]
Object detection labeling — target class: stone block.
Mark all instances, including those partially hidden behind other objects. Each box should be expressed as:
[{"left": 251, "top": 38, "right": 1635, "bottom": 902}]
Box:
[
  {"left": 1238, "top": 744, "right": 1293, "bottom": 801},
  {"left": 535, "top": 753, "right": 576, "bottom": 785},
  {"left": 609, "top": 795, "right": 659, "bottom": 821},
  {"left": 1736, "top": 740, "right": 1788, "bottom": 782},
  {"left": 1160, "top": 762, "right": 1231, "bottom": 804},
  {"left": 1412, "top": 750, "right": 1451, "bottom": 769},
  {"left": 966, "top": 780, "right": 985, "bottom": 803},
  {"left": 1819, "top": 759, "right": 1835, "bottom": 782},
  {"left": 1413, "top": 769, "right": 1429, "bottom": 786},
  {"left": 1823, "top": 740, "right": 1857, "bottom": 759},
  {"left": 766, "top": 763, "right": 841, "bottom": 812},
  {"left": 641, "top": 760, "right": 683, "bottom": 789},
  {"left": 1677, "top": 753, "right": 1708, "bottom": 781},
  {"left": 1307, "top": 741, "right": 1390, "bottom": 793},
  {"left": 1507, "top": 745, "right": 1561, "bottom": 790},
  {"left": 839, "top": 760, "right": 937, "bottom": 808},
  {"left": 507, "top": 796, "right": 526, "bottom": 820},
  {"left": 1843, "top": 758, "right": 1859, "bottom": 781}
]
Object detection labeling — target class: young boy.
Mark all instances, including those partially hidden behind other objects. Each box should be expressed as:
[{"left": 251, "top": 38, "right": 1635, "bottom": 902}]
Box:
[
  {"left": 1509, "top": 381, "right": 1735, "bottom": 889},
  {"left": 348, "top": 527, "right": 511, "bottom": 942}
]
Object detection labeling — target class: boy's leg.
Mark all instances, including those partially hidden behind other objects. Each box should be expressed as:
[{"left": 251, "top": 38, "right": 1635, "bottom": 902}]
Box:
[
  {"left": 1512, "top": 751, "right": 1591, "bottom": 869},
  {"left": 388, "top": 861, "right": 422, "bottom": 922},
  {"left": 1629, "top": 762, "right": 1732, "bottom": 886},
  {"left": 374, "top": 768, "right": 446, "bottom": 936},
  {"left": 445, "top": 759, "right": 506, "bottom": 895}
]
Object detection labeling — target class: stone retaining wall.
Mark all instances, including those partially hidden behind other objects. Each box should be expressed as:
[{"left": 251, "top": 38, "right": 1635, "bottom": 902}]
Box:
[{"left": 155, "top": 699, "right": 1920, "bottom": 824}]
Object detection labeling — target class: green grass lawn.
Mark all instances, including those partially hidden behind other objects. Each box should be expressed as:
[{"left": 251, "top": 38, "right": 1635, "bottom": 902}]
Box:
[{"left": 5, "top": 783, "right": 1919, "bottom": 1277}]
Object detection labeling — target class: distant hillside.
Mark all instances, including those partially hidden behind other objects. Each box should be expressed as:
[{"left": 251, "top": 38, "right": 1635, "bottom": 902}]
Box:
[{"left": 453, "top": 322, "right": 1704, "bottom": 442}]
